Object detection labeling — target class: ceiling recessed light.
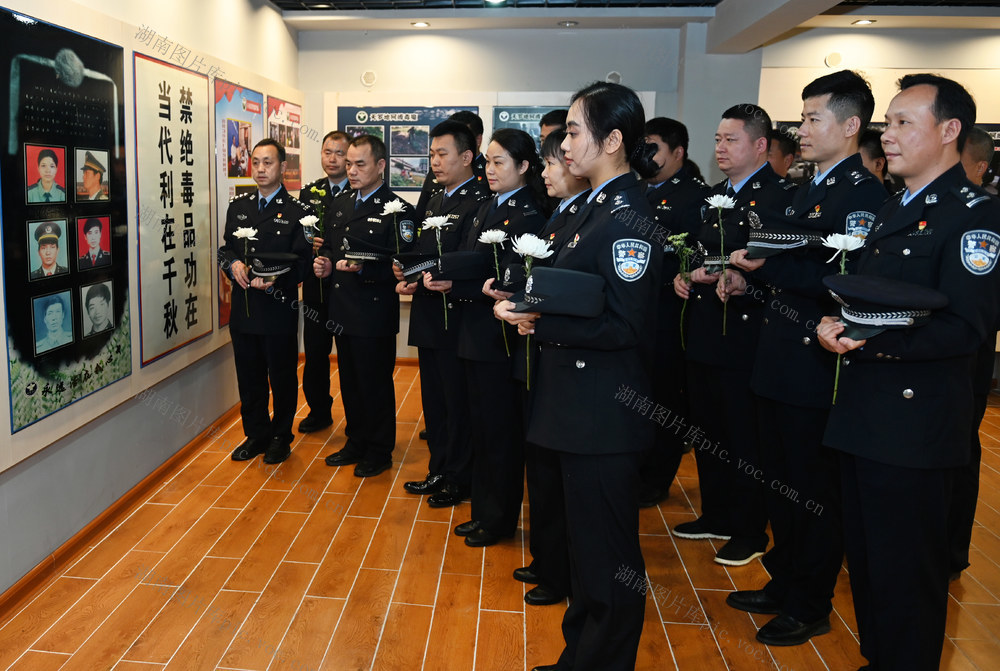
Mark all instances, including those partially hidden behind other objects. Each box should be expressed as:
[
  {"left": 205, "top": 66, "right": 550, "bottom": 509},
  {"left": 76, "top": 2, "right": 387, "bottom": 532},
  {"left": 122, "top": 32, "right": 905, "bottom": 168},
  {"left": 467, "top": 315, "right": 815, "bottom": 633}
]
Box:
[
  {"left": 558, "top": 20, "right": 578, "bottom": 27},
  {"left": 411, "top": 21, "right": 430, "bottom": 27},
  {"left": 486, "top": 0, "right": 506, "bottom": 4},
  {"left": 851, "top": 19, "right": 876, "bottom": 26},
  {"left": 311, "top": 3, "right": 331, "bottom": 7}
]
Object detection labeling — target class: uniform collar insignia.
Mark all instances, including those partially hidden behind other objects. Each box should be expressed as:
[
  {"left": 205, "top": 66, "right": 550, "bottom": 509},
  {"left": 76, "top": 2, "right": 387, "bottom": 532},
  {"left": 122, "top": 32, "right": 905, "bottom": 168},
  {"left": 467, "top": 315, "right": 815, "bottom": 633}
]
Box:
[
  {"left": 671, "top": 177, "right": 680, "bottom": 184},
  {"left": 276, "top": 198, "right": 283, "bottom": 204},
  {"left": 752, "top": 181, "right": 761, "bottom": 189},
  {"left": 925, "top": 193, "right": 938, "bottom": 204},
  {"left": 785, "top": 207, "right": 794, "bottom": 216},
  {"left": 596, "top": 192, "right": 607, "bottom": 203},
  {"left": 460, "top": 189, "right": 467, "bottom": 195},
  {"left": 570, "top": 204, "right": 578, "bottom": 213},
  {"left": 509, "top": 199, "right": 516, "bottom": 206},
  {"left": 237, "top": 214, "right": 247, "bottom": 220},
  {"left": 961, "top": 186, "right": 969, "bottom": 193},
  {"left": 826, "top": 177, "right": 836, "bottom": 185}
]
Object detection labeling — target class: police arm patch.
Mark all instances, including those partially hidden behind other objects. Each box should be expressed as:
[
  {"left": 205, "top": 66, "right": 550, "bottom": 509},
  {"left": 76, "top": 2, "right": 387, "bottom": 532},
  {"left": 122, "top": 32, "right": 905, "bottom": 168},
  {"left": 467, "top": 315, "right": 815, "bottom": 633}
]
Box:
[
  {"left": 400, "top": 220, "right": 415, "bottom": 243},
  {"left": 961, "top": 230, "right": 1000, "bottom": 275},
  {"left": 613, "top": 239, "right": 652, "bottom": 282},
  {"left": 845, "top": 211, "right": 875, "bottom": 239}
]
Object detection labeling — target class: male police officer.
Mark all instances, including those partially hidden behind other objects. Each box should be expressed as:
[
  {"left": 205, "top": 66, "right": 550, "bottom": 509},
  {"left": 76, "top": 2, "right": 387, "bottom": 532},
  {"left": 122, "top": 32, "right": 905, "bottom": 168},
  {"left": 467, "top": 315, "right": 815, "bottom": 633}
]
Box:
[
  {"left": 672, "top": 104, "right": 795, "bottom": 566},
  {"left": 414, "top": 111, "right": 487, "bottom": 226},
  {"left": 817, "top": 74, "right": 1000, "bottom": 671},
  {"left": 399, "top": 120, "right": 491, "bottom": 505},
  {"left": 298, "top": 130, "right": 352, "bottom": 434},
  {"left": 219, "top": 138, "right": 312, "bottom": 465},
  {"left": 30, "top": 222, "right": 68, "bottom": 279},
  {"left": 316, "top": 135, "right": 416, "bottom": 477},
  {"left": 725, "top": 70, "right": 888, "bottom": 646}
]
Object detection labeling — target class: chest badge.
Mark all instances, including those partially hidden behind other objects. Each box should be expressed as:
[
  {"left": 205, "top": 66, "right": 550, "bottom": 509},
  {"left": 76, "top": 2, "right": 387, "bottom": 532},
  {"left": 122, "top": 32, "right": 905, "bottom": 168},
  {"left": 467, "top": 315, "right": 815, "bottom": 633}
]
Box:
[
  {"left": 748, "top": 210, "right": 762, "bottom": 229},
  {"left": 808, "top": 205, "right": 822, "bottom": 219},
  {"left": 568, "top": 233, "right": 580, "bottom": 249}
]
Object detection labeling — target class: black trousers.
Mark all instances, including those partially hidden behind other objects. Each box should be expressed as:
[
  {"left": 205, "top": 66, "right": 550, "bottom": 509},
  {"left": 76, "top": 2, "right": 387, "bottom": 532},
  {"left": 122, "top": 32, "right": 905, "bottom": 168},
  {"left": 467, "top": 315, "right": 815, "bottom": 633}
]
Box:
[
  {"left": 231, "top": 330, "right": 298, "bottom": 445},
  {"left": 334, "top": 334, "right": 397, "bottom": 464},
  {"left": 417, "top": 346, "right": 472, "bottom": 487},
  {"left": 301, "top": 296, "right": 333, "bottom": 420},
  {"left": 641, "top": 331, "right": 687, "bottom": 492},
  {"left": 466, "top": 359, "right": 524, "bottom": 536},
  {"left": 685, "top": 360, "right": 768, "bottom": 549},
  {"left": 757, "top": 398, "right": 842, "bottom": 623},
  {"left": 556, "top": 450, "right": 644, "bottom": 671},
  {"left": 840, "top": 452, "right": 954, "bottom": 671}
]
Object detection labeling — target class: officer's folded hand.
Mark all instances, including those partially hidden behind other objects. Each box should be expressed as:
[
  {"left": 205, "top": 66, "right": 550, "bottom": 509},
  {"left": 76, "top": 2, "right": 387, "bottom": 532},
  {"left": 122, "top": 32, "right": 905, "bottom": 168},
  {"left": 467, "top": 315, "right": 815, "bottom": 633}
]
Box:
[
  {"left": 314, "top": 256, "right": 332, "bottom": 278},
  {"left": 249, "top": 277, "right": 274, "bottom": 291},
  {"left": 716, "top": 269, "right": 746, "bottom": 303},
  {"left": 483, "top": 278, "right": 513, "bottom": 301},
  {"left": 392, "top": 263, "right": 406, "bottom": 282},
  {"left": 396, "top": 280, "right": 418, "bottom": 295},
  {"left": 423, "top": 272, "right": 452, "bottom": 293},
  {"left": 231, "top": 260, "right": 250, "bottom": 289},
  {"left": 335, "top": 259, "right": 362, "bottom": 273},
  {"left": 312, "top": 236, "right": 324, "bottom": 253},
  {"left": 816, "top": 315, "right": 866, "bottom": 354},
  {"left": 673, "top": 273, "right": 692, "bottom": 299},
  {"left": 690, "top": 266, "right": 722, "bottom": 285},
  {"left": 494, "top": 300, "right": 538, "bottom": 335},
  {"left": 729, "top": 249, "right": 765, "bottom": 272}
]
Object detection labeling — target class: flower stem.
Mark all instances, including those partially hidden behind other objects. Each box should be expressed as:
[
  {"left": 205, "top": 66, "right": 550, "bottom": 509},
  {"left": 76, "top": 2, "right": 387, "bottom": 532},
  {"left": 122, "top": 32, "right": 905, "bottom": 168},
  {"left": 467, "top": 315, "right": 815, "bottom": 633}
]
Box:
[
  {"left": 833, "top": 353, "right": 841, "bottom": 404},
  {"left": 493, "top": 244, "right": 509, "bottom": 356}
]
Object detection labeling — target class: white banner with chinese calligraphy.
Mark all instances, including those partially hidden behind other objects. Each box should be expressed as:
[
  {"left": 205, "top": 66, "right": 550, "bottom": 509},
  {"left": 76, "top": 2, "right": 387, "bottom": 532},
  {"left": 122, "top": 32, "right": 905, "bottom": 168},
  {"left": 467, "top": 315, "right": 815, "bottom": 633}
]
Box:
[{"left": 134, "top": 54, "right": 212, "bottom": 365}]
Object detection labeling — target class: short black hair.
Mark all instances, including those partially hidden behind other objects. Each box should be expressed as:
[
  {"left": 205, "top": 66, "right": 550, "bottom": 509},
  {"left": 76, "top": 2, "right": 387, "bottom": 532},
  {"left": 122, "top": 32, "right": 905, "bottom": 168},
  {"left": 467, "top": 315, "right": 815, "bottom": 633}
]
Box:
[
  {"left": 541, "top": 129, "right": 568, "bottom": 161},
  {"left": 430, "top": 121, "right": 476, "bottom": 156},
  {"left": 769, "top": 129, "right": 798, "bottom": 158},
  {"left": 86, "top": 283, "right": 111, "bottom": 307},
  {"left": 540, "top": 109, "right": 568, "bottom": 128},
  {"left": 802, "top": 70, "right": 876, "bottom": 130},
  {"left": 350, "top": 134, "right": 387, "bottom": 164},
  {"left": 253, "top": 137, "right": 286, "bottom": 162},
  {"left": 322, "top": 130, "right": 350, "bottom": 145},
  {"left": 448, "top": 111, "right": 484, "bottom": 139},
  {"left": 39, "top": 295, "right": 64, "bottom": 314},
  {"left": 721, "top": 104, "right": 772, "bottom": 146},
  {"left": 964, "top": 127, "right": 994, "bottom": 165},
  {"left": 858, "top": 129, "right": 886, "bottom": 177},
  {"left": 645, "top": 117, "right": 689, "bottom": 156},
  {"left": 82, "top": 218, "right": 102, "bottom": 234},
  {"left": 38, "top": 149, "right": 58, "bottom": 166},
  {"left": 898, "top": 73, "right": 977, "bottom": 152}
]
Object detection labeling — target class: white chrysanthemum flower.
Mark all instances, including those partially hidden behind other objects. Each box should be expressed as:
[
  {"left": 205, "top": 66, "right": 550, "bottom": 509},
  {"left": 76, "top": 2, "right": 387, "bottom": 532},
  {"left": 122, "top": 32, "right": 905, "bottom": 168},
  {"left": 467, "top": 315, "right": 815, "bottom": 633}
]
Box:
[
  {"left": 705, "top": 194, "right": 737, "bottom": 209},
  {"left": 233, "top": 227, "right": 258, "bottom": 240},
  {"left": 822, "top": 233, "right": 864, "bottom": 263},
  {"left": 512, "top": 233, "right": 554, "bottom": 260},
  {"left": 478, "top": 229, "right": 508, "bottom": 245},
  {"left": 422, "top": 216, "right": 451, "bottom": 230},
  {"left": 382, "top": 199, "right": 406, "bottom": 215},
  {"left": 299, "top": 215, "right": 319, "bottom": 228}
]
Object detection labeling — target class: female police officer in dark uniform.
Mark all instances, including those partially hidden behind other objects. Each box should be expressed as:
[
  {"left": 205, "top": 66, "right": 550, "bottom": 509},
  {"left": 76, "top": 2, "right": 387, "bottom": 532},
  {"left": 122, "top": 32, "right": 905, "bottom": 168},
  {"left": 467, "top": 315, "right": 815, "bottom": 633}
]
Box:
[{"left": 496, "top": 82, "right": 661, "bottom": 671}]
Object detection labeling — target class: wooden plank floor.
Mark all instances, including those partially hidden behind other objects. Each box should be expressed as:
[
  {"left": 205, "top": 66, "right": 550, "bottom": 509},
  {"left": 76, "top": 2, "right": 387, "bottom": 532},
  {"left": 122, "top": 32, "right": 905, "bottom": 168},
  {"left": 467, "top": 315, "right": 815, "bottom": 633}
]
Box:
[{"left": 2, "top": 362, "right": 1000, "bottom": 670}]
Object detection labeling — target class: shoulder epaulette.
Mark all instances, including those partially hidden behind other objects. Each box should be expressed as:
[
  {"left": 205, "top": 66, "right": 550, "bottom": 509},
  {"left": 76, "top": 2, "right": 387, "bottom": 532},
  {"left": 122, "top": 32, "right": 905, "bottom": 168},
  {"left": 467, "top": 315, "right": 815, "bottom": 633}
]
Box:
[
  {"left": 230, "top": 192, "right": 251, "bottom": 203},
  {"left": 779, "top": 179, "right": 797, "bottom": 191},
  {"left": 953, "top": 183, "right": 992, "bottom": 208},
  {"left": 847, "top": 169, "right": 873, "bottom": 186},
  {"left": 609, "top": 189, "right": 632, "bottom": 214}
]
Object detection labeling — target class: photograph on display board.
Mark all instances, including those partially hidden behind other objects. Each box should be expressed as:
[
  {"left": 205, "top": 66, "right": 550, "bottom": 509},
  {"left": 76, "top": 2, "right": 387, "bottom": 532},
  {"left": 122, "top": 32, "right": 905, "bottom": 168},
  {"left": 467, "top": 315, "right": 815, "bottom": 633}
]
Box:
[
  {"left": 81, "top": 280, "right": 114, "bottom": 337},
  {"left": 215, "top": 79, "right": 263, "bottom": 328},
  {"left": 345, "top": 125, "right": 384, "bottom": 140},
  {"left": 75, "top": 147, "right": 110, "bottom": 201},
  {"left": 266, "top": 96, "right": 302, "bottom": 190},
  {"left": 26, "top": 219, "right": 69, "bottom": 280},
  {"left": 390, "top": 156, "right": 427, "bottom": 189},
  {"left": 389, "top": 125, "right": 428, "bottom": 156},
  {"left": 492, "top": 106, "right": 564, "bottom": 150},
  {"left": 134, "top": 53, "right": 213, "bottom": 365},
  {"left": 76, "top": 215, "right": 111, "bottom": 269},
  {"left": 0, "top": 7, "right": 131, "bottom": 431},
  {"left": 32, "top": 291, "right": 74, "bottom": 356},
  {"left": 24, "top": 143, "right": 67, "bottom": 203}
]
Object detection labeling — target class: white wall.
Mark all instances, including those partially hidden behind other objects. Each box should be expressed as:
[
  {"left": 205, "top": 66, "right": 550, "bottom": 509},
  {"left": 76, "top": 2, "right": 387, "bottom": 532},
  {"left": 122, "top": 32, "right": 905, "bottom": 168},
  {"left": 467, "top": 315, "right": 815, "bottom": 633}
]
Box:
[{"left": 759, "top": 28, "right": 1000, "bottom": 124}]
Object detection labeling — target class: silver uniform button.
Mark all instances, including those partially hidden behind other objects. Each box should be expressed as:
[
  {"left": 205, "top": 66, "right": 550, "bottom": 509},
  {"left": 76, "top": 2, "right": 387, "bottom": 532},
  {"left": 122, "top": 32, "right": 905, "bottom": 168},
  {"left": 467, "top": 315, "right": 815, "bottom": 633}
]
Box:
[
  {"left": 373, "top": 296, "right": 379, "bottom": 301},
  {"left": 876, "top": 353, "right": 884, "bottom": 359},
  {"left": 696, "top": 294, "right": 702, "bottom": 300},
  {"left": 334, "top": 283, "right": 340, "bottom": 289},
  {"left": 903, "top": 388, "right": 914, "bottom": 399},
  {"left": 903, "top": 249, "right": 911, "bottom": 256},
  {"left": 802, "top": 337, "right": 811, "bottom": 345},
  {"left": 741, "top": 314, "right": 748, "bottom": 321},
  {"left": 576, "top": 360, "right": 586, "bottom": 369},
  {"left": 843, "top": 358, "right": 851, "bottom": 366}
]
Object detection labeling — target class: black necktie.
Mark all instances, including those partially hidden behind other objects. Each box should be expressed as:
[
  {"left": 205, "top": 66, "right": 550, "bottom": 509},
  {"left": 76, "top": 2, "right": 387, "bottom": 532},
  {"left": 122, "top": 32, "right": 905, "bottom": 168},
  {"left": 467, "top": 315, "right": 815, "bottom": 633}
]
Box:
[
  {"left": 355, "top": 197, "right": 362, "bottom": 210},
  {"left": 43, "top": 193, "right": 51, "bottom": 202},
  {"left": 490, "top": 197, "right": 499, "bottom": 214},
  {"left": 329, "top": 184, "right": 340, "bottom": 197},
  {"left": 259, "top": 197, "right": 266, "bottom": 212},
  {"left": 726, "top": 185, "right": 736, "bottom": 199}
]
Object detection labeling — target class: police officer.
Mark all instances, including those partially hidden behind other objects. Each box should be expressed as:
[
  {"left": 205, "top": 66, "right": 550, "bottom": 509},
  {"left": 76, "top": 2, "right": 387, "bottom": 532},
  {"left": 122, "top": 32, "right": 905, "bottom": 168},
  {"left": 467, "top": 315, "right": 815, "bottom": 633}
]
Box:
[
  {"left": 436, "top": 128, "right": 547, "bottom": 548},
  {"left": 724, "top": 70, "right": 888, "bottom": 647},
  {"left": 640, "top": 117, "right": 710, "bottom": 507},
  {"left": 78, "top": 218, "right": 111, "bottom": 269},
  {"left": 497, "top": 81, "right": 662, "bottom": 671},
  {"left": 817, "top": 74, "right": 1000, "bottom": 671},
  {"left": 672, "top": 104, "right": 795, "bottom": 566},
  {"left": 399, "top": 121, "right": 491, "bottom": 505},
  {"left": 218, "top": 138, "right": 312, "bottom": 465},
  {"left": 315, "top": 135, "right": 415, "bottom": 477},
  {"left": 297, "top": 130, "right": 352, "bottom": 434},
  {"left": 30, "top": 222, "right": 68, "bottom": 279},
  {"left": 414, "top": 111, "right": 487, "bottom": 227}
]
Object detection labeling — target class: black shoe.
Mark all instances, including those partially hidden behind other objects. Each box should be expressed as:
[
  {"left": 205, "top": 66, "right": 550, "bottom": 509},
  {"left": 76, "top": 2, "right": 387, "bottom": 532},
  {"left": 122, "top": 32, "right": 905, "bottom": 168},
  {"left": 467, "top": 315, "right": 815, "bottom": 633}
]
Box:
[
  {"left": 427, "top": 484, "right": 470, "bottom": 508},
  {"left": 263, "top": 438, "right": 291, "bottom": 464},
  {"left": 513, "top": 566, "right": 540, "bottom": 584},
  {"left": 354, "top": 460, "right": 392, "bottom": 478},
  {"left": 671, "top": 518, "right": 731, "bottom": 540},
  {"left": 755, "top": 613, "right": 831, "bottom": 646},
  {"left": 532, "top": 665, "right": 560, "bottom": 671},
  {"left": 949, "top": 570, "right": 963, "bottom": 582},
  {"left": 298, "top": 414, "right": 333, "bottom": 433},
  {"left": 524, "top": 584, "right": 564, "bottom": 606},
  {"left": 464, "top": 527, "right": 510, "bottom": 548},
  {"left": 325, "top": 447, "right": 362, "bottom": 467},
  {"left": 454, "top": 520, "right": 480, "bottom": 537},
  {"left": 715, "top": 538, "right": 766, "bottom": 566},
  {"left": 231, "top": 438, "right": 266, "bottom": 461},
  {"left": 404, "top": 473, "right": 446, "bottom": 495},
  {"left": 726, "top": 589, "right": 781, "bottom": 615},
  {"left": 419, "top": 429, "right": 428, "bottom": 440},
  {"left": 638, "top": 483, "right": 669, "bottom": 508}
]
